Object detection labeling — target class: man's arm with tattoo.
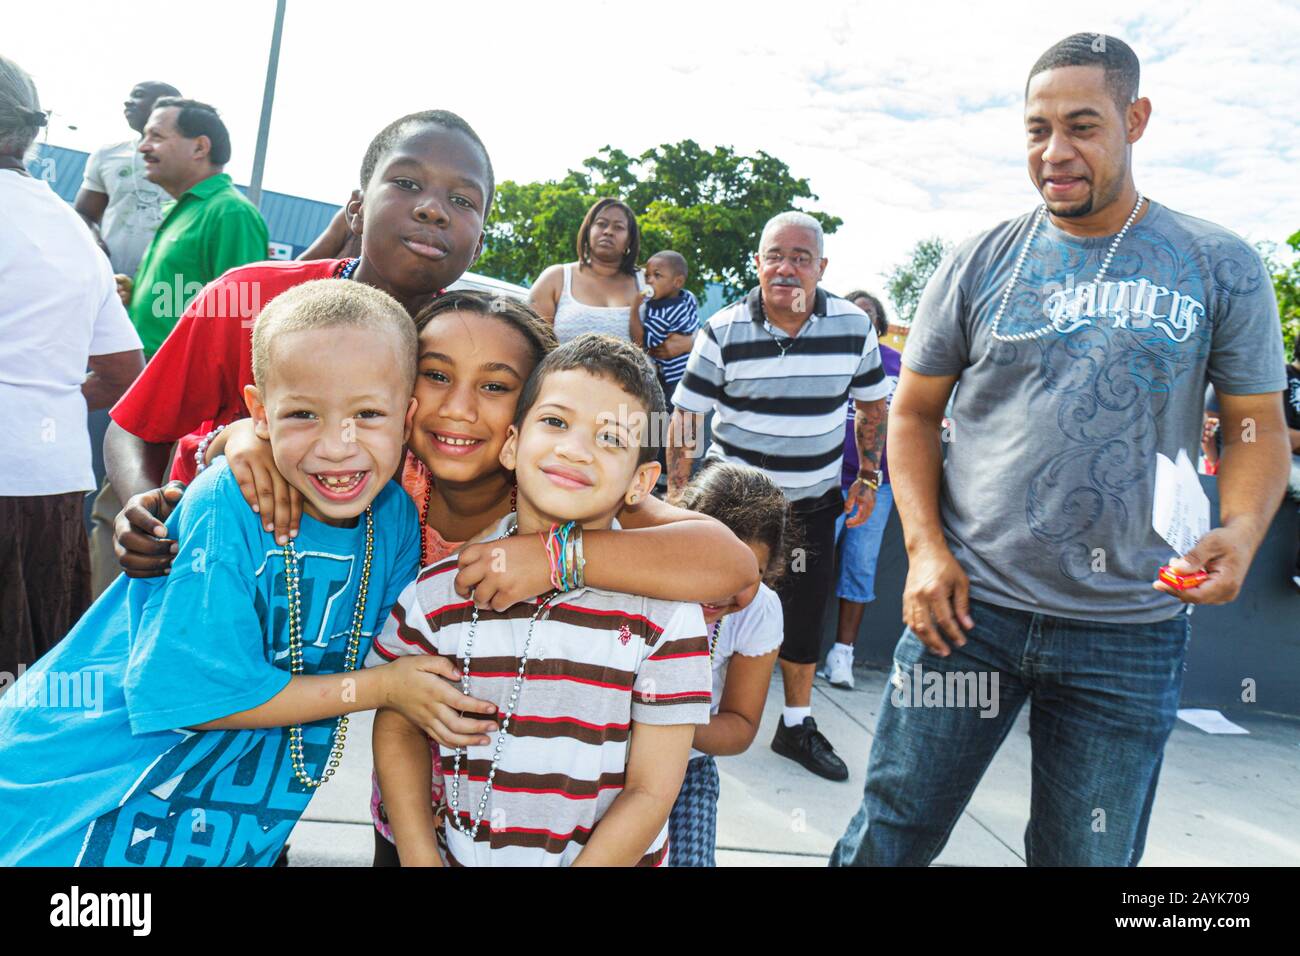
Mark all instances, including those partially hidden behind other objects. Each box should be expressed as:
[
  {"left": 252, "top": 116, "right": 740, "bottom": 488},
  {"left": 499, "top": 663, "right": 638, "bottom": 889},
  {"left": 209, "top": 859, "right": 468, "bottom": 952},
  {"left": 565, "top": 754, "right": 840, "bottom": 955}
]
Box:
[
  {"left": 855, "top": 398, "right": 888, "bottom": 474},
  {"left": 666, "top": 408, "right": 705, "bottom": 504},
  {"left": 844, "top": 397, "right": 888, "bottom": 528}
]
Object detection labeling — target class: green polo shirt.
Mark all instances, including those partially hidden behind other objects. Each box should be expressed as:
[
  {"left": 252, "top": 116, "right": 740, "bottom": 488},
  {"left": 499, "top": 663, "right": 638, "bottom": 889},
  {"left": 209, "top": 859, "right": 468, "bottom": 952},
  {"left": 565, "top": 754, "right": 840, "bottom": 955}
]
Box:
[{"left": 128, "top": 172, "right": 268, "bottom": 356}]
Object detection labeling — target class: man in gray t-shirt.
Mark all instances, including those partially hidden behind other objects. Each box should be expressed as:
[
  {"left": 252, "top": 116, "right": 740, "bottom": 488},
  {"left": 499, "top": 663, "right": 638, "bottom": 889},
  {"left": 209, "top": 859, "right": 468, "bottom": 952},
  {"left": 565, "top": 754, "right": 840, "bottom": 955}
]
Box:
[
  {"left": 832, "top": 33, "right": 1291, "bottom": 868},
  {"left": 905, "top": 198, "right": 1284, "bottom": 621}
]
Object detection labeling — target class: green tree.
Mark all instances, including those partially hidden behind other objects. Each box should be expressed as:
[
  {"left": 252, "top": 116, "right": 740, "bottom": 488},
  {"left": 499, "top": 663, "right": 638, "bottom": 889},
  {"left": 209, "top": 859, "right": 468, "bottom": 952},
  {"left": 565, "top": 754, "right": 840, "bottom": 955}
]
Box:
[
  {"left": 886, "top": 236, "right": 951, "bottom": 327},
  {"left": 477, "top": 140, "right": 841, "bottom": 301},
  {"left": 472, "top": 175, "right": 591, "bottom": 290},
  {"left": 1259, "top": 230, "right": 1300, "bottom": 359}
]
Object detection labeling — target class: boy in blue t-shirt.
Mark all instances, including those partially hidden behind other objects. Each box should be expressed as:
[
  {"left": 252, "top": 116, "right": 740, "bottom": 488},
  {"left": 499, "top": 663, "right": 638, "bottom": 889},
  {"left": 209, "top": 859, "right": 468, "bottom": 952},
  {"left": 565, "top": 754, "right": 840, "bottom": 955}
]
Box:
[{"left": 0, "top": 280, "right": 442, "bottom": 866}]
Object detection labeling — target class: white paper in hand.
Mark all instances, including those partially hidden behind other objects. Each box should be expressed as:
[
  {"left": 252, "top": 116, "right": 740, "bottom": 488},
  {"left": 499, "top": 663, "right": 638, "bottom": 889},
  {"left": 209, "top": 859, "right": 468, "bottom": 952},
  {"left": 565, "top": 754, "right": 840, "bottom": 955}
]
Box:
[{"left": 1152, "top": 449, "right": 1210, "bottom": 555}]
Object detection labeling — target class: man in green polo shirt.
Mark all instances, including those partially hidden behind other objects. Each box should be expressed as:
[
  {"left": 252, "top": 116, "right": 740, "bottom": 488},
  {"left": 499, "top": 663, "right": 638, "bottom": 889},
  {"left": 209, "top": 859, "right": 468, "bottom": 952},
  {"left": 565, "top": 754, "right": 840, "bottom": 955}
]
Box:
[
  {"left": 91, "top": 97, "right": 267, "bottom": 598},
  {"left": 127, "top": 97, "right": 268, "bottom": 356}
]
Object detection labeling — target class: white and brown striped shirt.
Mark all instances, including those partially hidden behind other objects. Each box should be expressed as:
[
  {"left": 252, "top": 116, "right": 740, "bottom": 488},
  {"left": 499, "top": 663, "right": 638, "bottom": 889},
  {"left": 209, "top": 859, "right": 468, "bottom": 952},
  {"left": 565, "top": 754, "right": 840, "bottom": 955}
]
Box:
[{"left": 366, "top": 515, "right": 711, "bottom": 867}]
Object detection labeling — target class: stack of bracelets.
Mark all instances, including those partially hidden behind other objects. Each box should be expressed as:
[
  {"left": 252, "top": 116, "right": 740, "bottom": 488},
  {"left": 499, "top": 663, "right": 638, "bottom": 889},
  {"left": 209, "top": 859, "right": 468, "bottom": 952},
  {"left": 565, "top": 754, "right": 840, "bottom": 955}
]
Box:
[{"left": 539, "top": 521, "right": 586, "bottom": 592}]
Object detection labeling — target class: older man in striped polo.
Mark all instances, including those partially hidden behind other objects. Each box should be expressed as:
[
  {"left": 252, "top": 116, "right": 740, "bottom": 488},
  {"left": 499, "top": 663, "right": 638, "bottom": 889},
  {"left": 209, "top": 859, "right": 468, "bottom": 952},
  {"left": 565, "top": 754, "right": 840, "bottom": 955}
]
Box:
[{"left": 667, "top": 211, "right": 890, "bottom": 780}]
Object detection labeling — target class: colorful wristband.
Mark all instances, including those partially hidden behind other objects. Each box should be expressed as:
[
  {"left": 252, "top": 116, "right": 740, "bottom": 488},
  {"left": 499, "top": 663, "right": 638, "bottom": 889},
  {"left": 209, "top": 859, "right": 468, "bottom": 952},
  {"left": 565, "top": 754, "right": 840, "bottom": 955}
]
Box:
[
  {"left": 542, "top": 521, "right": 583, "bottom": 591},
  {"left": 571, "top": 524, "right": 585, "bottom": 589},
  {"left": 541, "top": 526, "right": 560, "bottom": 590}
]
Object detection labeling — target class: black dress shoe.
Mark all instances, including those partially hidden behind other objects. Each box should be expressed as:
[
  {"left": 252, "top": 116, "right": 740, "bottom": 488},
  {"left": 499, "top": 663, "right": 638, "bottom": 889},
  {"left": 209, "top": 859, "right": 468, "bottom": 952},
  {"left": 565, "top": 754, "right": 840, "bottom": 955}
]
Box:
[{"left": 771, "top": 716, "right": 849, "bottom": 781}]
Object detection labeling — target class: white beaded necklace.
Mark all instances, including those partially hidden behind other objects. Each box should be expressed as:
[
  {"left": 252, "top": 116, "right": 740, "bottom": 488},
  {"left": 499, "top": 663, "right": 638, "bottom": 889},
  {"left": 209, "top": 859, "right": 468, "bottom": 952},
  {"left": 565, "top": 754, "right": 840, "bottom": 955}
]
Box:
[
  {"left": 447, "top": 521, "right": 561, "bottom": 841},
  {"left": 989, "top": 194, "right": 1146, "bottom": 344}
]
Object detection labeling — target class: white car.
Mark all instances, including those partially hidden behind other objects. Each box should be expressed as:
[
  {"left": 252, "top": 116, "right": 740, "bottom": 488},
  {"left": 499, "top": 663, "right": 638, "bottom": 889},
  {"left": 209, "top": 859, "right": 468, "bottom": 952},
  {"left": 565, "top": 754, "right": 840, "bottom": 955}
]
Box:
[{"left": 446, "top": 271, "right": 530, "bottom": 301}]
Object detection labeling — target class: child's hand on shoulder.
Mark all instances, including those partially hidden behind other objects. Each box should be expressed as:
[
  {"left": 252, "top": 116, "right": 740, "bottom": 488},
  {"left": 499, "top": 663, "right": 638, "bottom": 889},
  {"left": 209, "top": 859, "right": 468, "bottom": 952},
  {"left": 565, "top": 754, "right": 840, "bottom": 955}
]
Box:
[
  {"left": 379, "top": 655, "right": 500, "bottom": 748},
  {"left": 224, "top": 418, "right": 302, "bottom": 544},
  {"left": 455, "top": 534, "right": 550, "bottom": 611}
]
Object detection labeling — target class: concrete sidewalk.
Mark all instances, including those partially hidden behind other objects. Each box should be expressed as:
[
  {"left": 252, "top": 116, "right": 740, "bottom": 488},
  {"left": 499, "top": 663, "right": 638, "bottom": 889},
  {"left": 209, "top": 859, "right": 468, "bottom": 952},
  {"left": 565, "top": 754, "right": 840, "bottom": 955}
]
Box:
[{"left": 289, "top": 666, "right": 1300, "bottom": 866}]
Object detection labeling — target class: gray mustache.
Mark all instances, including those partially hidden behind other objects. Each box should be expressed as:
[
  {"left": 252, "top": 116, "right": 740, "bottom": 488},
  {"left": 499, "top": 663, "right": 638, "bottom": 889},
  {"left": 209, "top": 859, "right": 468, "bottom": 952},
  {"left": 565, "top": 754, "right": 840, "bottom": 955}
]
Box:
[{"left": 770, "top": 277, "right": 802, "bottom": 287}]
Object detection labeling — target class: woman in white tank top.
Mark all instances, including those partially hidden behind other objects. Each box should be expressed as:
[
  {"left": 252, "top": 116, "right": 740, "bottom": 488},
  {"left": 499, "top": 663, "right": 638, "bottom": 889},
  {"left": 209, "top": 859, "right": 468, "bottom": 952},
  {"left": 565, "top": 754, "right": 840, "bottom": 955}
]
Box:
[{"left": 529, "top": 198, "right": 644, "bottom": 344}]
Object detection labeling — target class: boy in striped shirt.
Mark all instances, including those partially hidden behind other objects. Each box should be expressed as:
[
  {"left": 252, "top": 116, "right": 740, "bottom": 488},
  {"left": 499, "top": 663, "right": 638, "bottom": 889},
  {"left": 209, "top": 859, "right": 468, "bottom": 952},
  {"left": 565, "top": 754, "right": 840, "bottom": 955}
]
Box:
[{"left": 368, "top": 333, "right": 712, "bottom": 866}]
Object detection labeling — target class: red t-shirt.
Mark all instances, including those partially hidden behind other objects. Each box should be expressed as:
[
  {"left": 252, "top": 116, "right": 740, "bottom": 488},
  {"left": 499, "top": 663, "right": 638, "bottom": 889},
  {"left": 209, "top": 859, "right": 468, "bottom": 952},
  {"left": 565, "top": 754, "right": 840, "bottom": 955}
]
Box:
[{"left": 110, "top": 258, "right": 347, "bottom": 483}]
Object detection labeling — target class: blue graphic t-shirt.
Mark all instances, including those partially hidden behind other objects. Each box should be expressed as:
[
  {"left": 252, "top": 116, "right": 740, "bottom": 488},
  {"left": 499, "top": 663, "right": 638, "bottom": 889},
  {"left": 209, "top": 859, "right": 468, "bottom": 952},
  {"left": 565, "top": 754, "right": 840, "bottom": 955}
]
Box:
[
  {"left": 904, "top": 200, "right": 1287, "bottom": 623},
  {"left": 0, "top": 460, "right": 418, "bottom": 865}
]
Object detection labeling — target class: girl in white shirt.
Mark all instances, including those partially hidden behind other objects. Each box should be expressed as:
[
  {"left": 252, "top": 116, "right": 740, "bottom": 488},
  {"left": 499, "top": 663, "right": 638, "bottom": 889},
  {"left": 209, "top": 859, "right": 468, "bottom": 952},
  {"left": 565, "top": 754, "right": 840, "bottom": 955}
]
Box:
[{"left": 668, "top": 463, "right": 793, "bottom": 866}]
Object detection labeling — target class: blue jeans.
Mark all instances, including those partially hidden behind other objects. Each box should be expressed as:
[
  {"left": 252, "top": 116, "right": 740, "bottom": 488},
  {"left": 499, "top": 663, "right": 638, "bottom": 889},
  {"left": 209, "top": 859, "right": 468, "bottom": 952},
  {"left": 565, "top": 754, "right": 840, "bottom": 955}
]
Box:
[
  {"left": 835, "top": 483, "right": 895, "bottom": 603},
  {"left": 830, "top": 598, "right": 1191, "bottom": 867},
  {"left": 668, "top": 755, "right": 719, "bottom": 867}
]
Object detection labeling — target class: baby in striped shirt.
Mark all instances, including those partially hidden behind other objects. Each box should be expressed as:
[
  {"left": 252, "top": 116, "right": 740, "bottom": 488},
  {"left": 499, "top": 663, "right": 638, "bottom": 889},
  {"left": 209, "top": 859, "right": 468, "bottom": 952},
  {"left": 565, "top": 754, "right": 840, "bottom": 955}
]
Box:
[
  {"left": 368, "top": 333, "right": 713, "bottom": 866},
  {"left": 630, "top": 249, "right": 700, "bottom": 397}
]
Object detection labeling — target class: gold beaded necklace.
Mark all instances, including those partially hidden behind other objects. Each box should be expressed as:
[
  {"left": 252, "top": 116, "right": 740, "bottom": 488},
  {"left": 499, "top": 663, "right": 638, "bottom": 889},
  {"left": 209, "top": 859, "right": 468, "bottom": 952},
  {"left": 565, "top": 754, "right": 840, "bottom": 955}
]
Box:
[
  {"left": 284, "top": 505, "right": 375, "bottom": 789},
  {"left": 710, "top": 619, "right": 723, "bottom": 661}
]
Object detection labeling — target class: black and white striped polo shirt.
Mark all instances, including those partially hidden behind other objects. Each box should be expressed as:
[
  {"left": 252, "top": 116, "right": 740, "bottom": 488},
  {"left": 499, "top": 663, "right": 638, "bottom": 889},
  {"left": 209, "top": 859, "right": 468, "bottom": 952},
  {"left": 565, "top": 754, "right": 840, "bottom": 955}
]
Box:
[{"left": 671, "top": 286, "right": 890, "bottom": 501}]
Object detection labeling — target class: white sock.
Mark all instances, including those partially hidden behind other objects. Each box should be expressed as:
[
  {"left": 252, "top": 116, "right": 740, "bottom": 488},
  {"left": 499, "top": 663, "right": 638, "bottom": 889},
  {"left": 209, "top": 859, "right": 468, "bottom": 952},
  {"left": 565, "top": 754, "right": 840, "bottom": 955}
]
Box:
[
  {"left": 831, "top": 643, "right": 853, "bottom": 659},
  {"left": 783, "top": 706, "right": 812, "bottom": 727}
]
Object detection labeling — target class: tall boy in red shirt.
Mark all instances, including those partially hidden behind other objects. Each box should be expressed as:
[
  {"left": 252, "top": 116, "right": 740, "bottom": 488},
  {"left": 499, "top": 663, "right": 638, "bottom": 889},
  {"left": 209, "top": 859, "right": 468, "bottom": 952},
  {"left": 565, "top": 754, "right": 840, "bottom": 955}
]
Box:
[{"left": 105, "top": 110, "right": 495, "bottom": 540}]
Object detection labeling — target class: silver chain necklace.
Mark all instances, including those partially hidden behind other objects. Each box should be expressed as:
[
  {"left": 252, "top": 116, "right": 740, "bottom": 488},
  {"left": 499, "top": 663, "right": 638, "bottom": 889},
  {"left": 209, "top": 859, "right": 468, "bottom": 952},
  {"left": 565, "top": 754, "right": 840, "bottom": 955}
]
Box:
[
  {"left": 760, "top": 298, "right": 799, "bottom": 357},
  {"left": 767, "top": 326, "right": 794, "bottom": 357},
  {"left": 989, "top": 194, "right": 1145, "bottom": 344}
]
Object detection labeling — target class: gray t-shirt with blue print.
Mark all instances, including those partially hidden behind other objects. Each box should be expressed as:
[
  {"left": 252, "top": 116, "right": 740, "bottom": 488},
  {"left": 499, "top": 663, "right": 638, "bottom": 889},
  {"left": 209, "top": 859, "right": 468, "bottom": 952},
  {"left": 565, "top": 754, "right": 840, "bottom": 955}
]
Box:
[{"left": 905, "top": 200, "right": 1287, "bottom": 623}]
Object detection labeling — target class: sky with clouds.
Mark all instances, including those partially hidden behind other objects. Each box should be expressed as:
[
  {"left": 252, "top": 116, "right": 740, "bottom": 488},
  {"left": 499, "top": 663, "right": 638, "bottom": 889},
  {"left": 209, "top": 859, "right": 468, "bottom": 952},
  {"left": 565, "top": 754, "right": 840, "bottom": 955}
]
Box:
[{"left": 11, "top": 0, "right": 1300, "bottom": 310}]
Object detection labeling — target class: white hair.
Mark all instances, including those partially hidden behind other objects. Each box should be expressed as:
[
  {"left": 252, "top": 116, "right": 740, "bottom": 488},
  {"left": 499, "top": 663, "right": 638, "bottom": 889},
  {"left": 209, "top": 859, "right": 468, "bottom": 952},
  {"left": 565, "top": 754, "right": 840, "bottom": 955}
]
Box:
[
  {"left": 759, "top": 211, "right": 824, "bottom": 257},
  {"left": 0, "top": 56, "right": 42, "bottom": 161}
]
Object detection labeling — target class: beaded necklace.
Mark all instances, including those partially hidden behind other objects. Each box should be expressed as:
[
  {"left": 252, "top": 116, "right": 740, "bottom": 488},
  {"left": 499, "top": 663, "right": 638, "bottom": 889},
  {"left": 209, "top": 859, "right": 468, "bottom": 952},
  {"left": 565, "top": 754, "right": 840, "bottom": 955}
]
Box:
[
  {"left": 284, "top": 505, "right": 374, "bottom": 789},
  {"left": 419, "top": 479, "right": 517, "bottom": 567},
  {"left": 709, "top": 619, "right": 723, "bottom": 661},
  {"left": 447, "top": 522, "right": 561, "bottom": 840},
  {"left": 989, "top": 194, "right": 1145, "bottom": 344},
  {"left": 337, "top": 256, "right": 361, "bottom": 281}
]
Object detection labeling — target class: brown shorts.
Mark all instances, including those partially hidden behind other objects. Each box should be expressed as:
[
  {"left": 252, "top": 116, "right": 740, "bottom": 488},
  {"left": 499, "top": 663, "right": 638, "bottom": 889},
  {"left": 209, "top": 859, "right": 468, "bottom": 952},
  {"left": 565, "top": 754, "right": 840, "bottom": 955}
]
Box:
[{"left": 0, "top": 492, "right": 91, "bottom": 678}]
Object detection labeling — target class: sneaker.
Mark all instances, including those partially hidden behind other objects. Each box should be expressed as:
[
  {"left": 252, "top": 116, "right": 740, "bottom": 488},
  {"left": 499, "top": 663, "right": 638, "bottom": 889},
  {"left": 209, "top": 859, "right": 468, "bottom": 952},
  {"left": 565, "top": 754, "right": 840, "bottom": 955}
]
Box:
[
  {"left": 771, "top": 716, "right": 849, "bottom": 781},
  {"left": 821, "top": 644, "right": 855, "bottom": 689}
]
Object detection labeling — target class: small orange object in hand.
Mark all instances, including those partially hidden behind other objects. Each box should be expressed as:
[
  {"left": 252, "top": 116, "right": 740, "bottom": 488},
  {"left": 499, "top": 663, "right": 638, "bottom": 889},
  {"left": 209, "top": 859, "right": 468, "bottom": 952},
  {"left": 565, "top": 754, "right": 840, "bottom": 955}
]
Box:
[{"left": 1157, "top": 565, "right": 1209, "bottom": 590}]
